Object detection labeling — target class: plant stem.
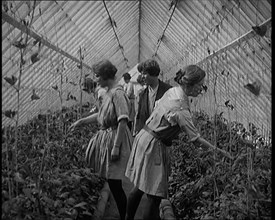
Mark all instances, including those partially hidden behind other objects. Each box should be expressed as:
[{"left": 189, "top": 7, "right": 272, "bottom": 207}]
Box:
[
  {"left": 59, "top": 70, "right": 64, "bottom": 141},
  {"left": 5, "top": 128, "right": 12, "bottom": 199},
  {"left": 228, "top": 108, "right": 232, "bottom": 169},
  {"left": 14, "top": 49, "right": 24, "bottom": 196},
  {"left": 38, "top": 113, "right": 49, "bottom": 191},
  {"left": 211, "top": 62, "right": 218, "bottom": 218}
]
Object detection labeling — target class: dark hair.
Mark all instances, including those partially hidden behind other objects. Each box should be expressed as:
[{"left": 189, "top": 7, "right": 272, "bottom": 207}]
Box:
[
  {"left": 137, "top": 62, "right": 143, "bottom": 73},
  {"left": 174, "top": 65, "right": 205, "bottom": 86},
  {"left": 123, "top": 72, "right": 131, "bottom": 80},
  {"left": 138, "top": 59, "right": 160, "bottom": 76},
  {"left": 92, "top": 59, "right": 117, "bottom": 80}
]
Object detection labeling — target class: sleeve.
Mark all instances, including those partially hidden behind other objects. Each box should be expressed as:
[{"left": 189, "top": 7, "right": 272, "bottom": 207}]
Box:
[
  {"left": 172, "top": 110, "right": 200, "bottom": 142},
  {"left": 112, "top": 89, "right": 130, "bottom": 122},
  {"left": 126, "top": 83, "right": 134, "bottom": 99}
]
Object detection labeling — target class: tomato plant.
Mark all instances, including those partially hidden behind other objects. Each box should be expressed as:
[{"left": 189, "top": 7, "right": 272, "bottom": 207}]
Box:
[
  {"left": 2, "top": 105, "right": 104, "bottom": 220},
  {"left": 168, "top": 111, "right": 271, "bottom": 220}
]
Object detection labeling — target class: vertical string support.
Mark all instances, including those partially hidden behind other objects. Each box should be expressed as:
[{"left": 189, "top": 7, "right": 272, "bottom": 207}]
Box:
[
  {"left": 213, "top": 60, "right": 218, "bottom": 219},
  {"left": 58, "top": 56, "right": 64, "bottom": 139},
  {"left": 210, "top": 53, "right": 219, "bottom": 218},
  {"left": 225, "top": 54, "right": 233, "bottom": 169},
  {"left": 5, "top": 127, "right": 12, "bottom": 199},
  {"left": 79, "top": 46, "right": 83, "bottom": 118},
  {"left": 14, "top": 46, "right": 26, "bottom": 196}
]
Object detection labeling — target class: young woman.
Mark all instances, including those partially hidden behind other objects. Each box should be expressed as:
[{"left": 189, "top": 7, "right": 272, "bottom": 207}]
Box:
[
  {"left": 125, "top": 65, "right": 232, "bottom": 220},
  {"left": 69, "top": 59, "right": 133, "bottom": 220}
]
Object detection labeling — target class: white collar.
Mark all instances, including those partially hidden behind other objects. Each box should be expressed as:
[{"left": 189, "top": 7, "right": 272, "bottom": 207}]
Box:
[{"left": 148, "top": 82, "right": 159, "bottom": 92}]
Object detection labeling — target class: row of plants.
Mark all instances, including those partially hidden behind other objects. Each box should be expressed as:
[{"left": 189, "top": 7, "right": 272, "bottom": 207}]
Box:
[
  {"left": 168, "top": 111, "right": 271, "bottom": 220},
  {"left": 2, "top": 105, "right": 105, "bottom": 220},
  {"left": 3, "top": 4, "right": 101, "bottom": 218}
]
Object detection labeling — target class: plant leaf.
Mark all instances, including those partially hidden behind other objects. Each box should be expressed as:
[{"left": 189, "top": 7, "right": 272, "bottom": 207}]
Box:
[
  {"left": 74, "top": 201, "right": 87, "bottom": 209},
  {"left": 225, "top": 100, "right": 230, "bottom": 106},
  {"left": 69, "top": 81, "right": 77, "bottom": 86},
  {"left": 12, "top": 40, "right": 27, "bottom": 49},
  {"left": 52, "top": 85, "right": 58, "bottom": 91},
  {"left": 4, "top": 110, "right": 17, "bottom": 118},
  {"left": 31, "top": 89, "right": 40, "bottom": 100},
  {"left": 244, "top": 80, "right": 261, "bottom": 96},
  {"left": 60, "top": 192, "right": 70, "bottom": 199},
  {"left": 252, "top": 25, "right": 267, "bottom": 37},
  {"left": 14, "top": 172, "right": 25, "bottom": 183},
  {"left": 31, "top": 52, "right": 40, "bottom": 64},
  {"left": 23, "top": 188, "right": 32, "bottom": 198},
  {"left": 4, "top": 75, "right": 17, "bottom": 86}
]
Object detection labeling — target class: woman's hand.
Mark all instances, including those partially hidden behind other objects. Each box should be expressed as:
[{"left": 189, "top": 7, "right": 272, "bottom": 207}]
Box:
[
  {"left": 111, "top": 145, "right": 120, "bottom": 161},
  {"left": 68, "top": 119, "right": 82, "bottom": 133},
  {"left": 111, "top": 119, "right": 127, "bottom": 161}
]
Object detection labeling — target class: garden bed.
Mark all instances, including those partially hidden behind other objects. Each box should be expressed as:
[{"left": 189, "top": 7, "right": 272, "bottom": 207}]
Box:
[
  {"left": 2, "top": 106, "right": 105, "bottom": 220},
  {"left": 168, "top": 111, "right": 271, "bottom": 220}
]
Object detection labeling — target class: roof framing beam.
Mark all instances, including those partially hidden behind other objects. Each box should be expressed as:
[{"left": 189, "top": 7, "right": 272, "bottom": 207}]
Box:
[
  {"left": 166, "top": 17, "right": 271, "bottom": 80},
  {"left": 196, "top": 18, "right": 271, "bottom": 66},
  {"left": 2, "top": 10, "right": 93, "bottom": 71}
]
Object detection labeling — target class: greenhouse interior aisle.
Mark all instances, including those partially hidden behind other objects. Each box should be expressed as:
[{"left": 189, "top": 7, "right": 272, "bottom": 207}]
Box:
[{"left": 2, "top": 0, "right": 272, "bottom": 219}]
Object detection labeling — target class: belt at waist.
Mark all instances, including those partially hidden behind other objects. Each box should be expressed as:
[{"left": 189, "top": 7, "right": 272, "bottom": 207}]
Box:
[
  {"left": 143, "top": 125, "right": 160, "bottom": 140},
  {"left": 142, "top": 125, "right": 172, "bottom": 146}
]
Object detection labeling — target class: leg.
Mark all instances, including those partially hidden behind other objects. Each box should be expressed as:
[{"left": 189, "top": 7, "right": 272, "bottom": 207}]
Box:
[
  {"left": 108, "top": 179, "right": 127, "bottom": 220},
  {"left": 127, "top": 121, "right": 132, "bottom": 131},
  {"left": 143, "top": 194, "right": 162, "bottom": 220},
  {"left": 126, "top": 186, "right": 144, "bottom": 220}
]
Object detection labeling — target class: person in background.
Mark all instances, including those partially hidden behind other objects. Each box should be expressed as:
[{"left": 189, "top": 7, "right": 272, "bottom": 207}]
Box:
[
  {"left": 135, "top": 74, "right": 146, "bottom": 95},
  {"left": 69, "top": 60, "right": 133, "bottom": 220},
  {"left": 125, "top": 65, "right": 232, "bottom": 220},
  {"left": 122, "top": 72, "right": 135, "bottom": 132},
  {"left": 133, "top": 59, "right": 171, "bottom": 136}
]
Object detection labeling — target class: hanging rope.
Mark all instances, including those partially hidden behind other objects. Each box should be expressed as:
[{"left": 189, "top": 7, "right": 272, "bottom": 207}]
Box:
[
  {"left": 102, "top": 0, "right": 129, "bottom": 68},
  {"left": 152, "top": 0, "right": 178, "bottom": 58},
  {"left": 9, "top": 0, "right": 37, "bottom": 193}
]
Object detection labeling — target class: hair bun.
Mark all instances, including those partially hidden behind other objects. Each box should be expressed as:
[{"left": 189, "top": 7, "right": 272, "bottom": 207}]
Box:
[
  {"left": 174, "top": 65, "right": 205, "bottom": 85},
  {"left": 174, "top": 69, "right": 184, "bottom": 84}
]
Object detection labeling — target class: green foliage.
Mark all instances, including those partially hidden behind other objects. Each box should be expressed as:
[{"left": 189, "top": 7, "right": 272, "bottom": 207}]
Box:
[
  {"left": 2, "top": 106, "right": 104, "bottom": 220},
  {"left": 169, "top": 111, "right": 271, "bottom": 220}
]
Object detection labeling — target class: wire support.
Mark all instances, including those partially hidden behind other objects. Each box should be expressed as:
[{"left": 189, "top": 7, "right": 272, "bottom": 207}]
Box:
[
  {"left": 152, "top": 0, "right": 178, "bottom": 57},
  {"left": 102, "top": 0, "right": 129, "bottom": 68}
]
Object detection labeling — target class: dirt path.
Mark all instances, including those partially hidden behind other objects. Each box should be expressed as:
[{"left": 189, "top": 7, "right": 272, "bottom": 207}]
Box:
[{"left": 102, "top": 176, "right": 147, "bottom": 220}]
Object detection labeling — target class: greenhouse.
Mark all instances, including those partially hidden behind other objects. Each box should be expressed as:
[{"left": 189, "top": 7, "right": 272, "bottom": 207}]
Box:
[{"left": 2, "top": 0, "right": 271, "bottom": 220}]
